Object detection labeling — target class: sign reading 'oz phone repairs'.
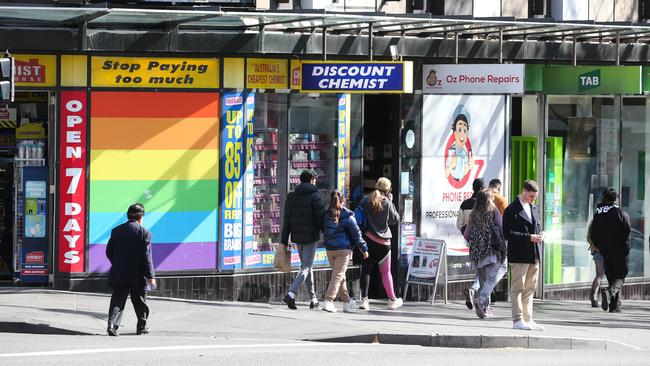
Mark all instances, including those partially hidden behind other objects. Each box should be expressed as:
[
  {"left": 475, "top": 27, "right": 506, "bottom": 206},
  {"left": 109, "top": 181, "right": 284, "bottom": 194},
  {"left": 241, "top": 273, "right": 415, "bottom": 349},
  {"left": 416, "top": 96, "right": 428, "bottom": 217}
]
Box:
[{"left": 91, "top": 57, "right": 219, "bottom": 89}]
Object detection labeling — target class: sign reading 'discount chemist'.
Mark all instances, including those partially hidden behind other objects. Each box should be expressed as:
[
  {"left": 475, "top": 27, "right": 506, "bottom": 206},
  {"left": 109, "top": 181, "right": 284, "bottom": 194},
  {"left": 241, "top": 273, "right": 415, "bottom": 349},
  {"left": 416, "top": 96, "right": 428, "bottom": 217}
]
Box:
[{"left": 300, "top": 62, "right": 413, "bottom": 93}]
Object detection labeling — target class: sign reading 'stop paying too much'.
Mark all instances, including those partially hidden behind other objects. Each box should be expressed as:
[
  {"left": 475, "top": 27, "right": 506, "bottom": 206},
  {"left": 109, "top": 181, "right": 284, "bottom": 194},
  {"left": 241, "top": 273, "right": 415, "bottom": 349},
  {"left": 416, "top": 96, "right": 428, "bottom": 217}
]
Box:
[{"left": 91, "top": 57, "right": 219, "bottom": 88}]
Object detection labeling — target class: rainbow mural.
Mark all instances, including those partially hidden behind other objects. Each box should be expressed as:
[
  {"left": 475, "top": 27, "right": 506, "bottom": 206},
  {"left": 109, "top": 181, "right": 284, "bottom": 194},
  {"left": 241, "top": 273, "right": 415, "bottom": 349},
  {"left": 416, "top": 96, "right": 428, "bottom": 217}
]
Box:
[{"left": 88, "top": 91, "right": 220, "bottom": 272}]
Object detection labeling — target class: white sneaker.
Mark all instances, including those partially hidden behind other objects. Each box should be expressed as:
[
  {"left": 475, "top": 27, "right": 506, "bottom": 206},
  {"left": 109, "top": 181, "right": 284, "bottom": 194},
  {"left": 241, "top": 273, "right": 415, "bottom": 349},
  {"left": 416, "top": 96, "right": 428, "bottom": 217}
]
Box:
[
  {"left": 512, "top": 319, "right": 532, "bottom": 330},
  {"left": 527, "top": 320, "right": 545, "bottom": 331},
  {"left": 359, "top": 297, "right": 370, "bottom": 310},
  {"left": 387, "top": 298, "right": 403, "bottom": 310},
  {"left": 323, "top": 301, "right": 337, "bottom": 313},
  {"left": 343, "top": 299, "right": 357, "bottom": 313}
]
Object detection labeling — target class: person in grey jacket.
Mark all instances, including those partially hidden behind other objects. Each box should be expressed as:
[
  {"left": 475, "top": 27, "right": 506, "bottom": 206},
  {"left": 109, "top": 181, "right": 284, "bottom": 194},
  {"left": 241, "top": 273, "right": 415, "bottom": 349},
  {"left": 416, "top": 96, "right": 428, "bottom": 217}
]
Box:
[
  {"left": 359, "top": 177, "right": 402, "bottom": 310},
  {"left": 281, "top": 170, "right": 326, "bottom": 310},
  {"left": 322, "top": 190, "right": 368, "bottom": 313}
]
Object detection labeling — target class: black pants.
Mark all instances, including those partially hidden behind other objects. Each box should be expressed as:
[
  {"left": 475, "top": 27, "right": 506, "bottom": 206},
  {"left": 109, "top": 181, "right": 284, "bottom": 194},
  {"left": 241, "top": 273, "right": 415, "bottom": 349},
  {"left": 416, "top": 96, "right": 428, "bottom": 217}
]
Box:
[
  {"left": 108, "top": 285, "right": 149, "bottom": 331},
  {"left": 606, "top": 276, "right": 625, "bottom": 310},
  {"left": 360, "top": 237, "right": 392, "bottom": 299}
]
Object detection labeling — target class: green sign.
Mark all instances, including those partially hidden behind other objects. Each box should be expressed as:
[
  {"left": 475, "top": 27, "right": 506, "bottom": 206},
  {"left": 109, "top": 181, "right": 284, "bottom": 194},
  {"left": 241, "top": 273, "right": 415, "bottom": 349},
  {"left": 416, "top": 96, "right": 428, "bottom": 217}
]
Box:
[
  {"left": 641, "top": 66, "right": 650, "bottom": 93},
  {"left": 530, "top": 66, "right": 641, "bottom": 94}
]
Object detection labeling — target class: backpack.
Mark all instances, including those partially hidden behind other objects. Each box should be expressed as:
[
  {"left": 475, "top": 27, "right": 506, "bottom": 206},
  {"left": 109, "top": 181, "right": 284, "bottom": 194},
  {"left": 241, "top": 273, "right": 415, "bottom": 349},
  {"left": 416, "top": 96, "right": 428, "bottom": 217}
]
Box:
[{"left": 354, "top": 196, "right": 368, "bottom": 231}]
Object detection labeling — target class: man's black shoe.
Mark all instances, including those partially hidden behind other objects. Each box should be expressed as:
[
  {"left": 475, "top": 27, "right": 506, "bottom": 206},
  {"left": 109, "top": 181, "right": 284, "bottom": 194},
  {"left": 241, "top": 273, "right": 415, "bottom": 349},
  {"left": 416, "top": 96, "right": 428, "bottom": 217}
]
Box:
[
  {"left": 136, "top": 327, "right": 150, "bottom": 335},
  {"left": 283, "top": 294, "right": 297, "bottom": 310},
  {"left": 600, "top": 289, "right": 609, "bottom": 312},
  {"left": 463, "top": 288, "right": 474, "bottom": 310},
  {"left": 107, "top": 326, "right": 119, "bottom": 337}
]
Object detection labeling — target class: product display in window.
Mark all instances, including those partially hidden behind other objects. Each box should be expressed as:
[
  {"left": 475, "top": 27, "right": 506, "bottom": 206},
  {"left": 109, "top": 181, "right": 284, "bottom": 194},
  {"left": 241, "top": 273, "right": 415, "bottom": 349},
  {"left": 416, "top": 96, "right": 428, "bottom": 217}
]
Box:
[
  {"left": 289, "top": 133, "right": 332, "bottom": 190},
  {"left": 253, "top": 128, "right": 280, "bottom": 252}
]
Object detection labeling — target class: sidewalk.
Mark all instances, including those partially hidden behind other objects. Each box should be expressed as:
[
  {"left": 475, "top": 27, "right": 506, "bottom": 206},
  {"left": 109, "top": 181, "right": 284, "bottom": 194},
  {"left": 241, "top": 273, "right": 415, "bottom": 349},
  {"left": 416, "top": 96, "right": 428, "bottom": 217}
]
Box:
[{"left": 0, "top": 288, "right": 648, "bottom": 350}]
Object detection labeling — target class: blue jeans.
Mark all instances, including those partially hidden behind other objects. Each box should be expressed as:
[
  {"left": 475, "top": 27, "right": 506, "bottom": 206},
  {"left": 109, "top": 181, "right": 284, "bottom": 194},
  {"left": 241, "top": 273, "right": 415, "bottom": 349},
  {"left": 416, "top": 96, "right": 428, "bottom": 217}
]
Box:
[
  {"left": 289, "top": 243, "right": 317, "bottom": 300},
  {"left": 472, "top": 259, "right": 508, "bottom": 291}
]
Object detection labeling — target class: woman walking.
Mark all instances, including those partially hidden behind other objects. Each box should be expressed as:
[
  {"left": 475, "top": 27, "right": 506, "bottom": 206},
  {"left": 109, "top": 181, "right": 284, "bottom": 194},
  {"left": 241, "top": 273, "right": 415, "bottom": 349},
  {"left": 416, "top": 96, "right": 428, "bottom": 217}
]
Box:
[
  {"left": 587, "top": 222, "right": 605, "bottom": 308},
  {"left": 463, "top": 190, "right": 506, "bottom": 319},
  {"left": 322, "top": 191, "right": 369, "bottom": 313},
  {"left": 359, "top": 177, "right": 402, "bottom": 310}
]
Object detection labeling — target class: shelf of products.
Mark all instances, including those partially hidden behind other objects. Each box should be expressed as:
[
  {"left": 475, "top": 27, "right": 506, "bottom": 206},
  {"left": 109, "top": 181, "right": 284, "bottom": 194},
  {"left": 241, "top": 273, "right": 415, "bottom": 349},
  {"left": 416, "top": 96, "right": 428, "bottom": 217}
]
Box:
[
  {"left": 252, "top": 129, "right": 280, "bottom": 253},
  {"left": 289, "top": 133, "right": 332, "bottom": 191}
]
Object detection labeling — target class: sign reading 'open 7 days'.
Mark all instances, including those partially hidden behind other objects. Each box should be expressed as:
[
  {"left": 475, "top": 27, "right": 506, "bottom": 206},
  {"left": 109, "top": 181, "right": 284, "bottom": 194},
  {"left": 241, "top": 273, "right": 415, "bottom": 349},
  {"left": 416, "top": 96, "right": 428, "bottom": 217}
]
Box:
[{"left": 91, "top": 57, "right": 220, "bottom": 88}]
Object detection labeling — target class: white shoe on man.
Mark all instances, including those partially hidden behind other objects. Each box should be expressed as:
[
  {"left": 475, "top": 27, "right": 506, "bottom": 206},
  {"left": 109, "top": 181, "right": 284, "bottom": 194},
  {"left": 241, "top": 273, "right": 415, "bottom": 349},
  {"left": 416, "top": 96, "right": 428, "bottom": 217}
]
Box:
[
  {"left": 527, "top": 320, "right": 545, "bottom": 331},
  {"left": 512, "top": 319, "right": 532, "bottom": 330}
]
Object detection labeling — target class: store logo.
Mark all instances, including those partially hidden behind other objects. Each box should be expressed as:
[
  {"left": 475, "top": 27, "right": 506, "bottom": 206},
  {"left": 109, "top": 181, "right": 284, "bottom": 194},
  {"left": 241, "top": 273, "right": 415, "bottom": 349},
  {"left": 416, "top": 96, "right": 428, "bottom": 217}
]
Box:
[
  {"left": 15, "top": 58, "right": 46, "bottom": 83},
  {"left": 578, "top": 69, "right": 600, "bottom": 92},
  {"left": 425, "top": 69, "right": 442, "bottom": 88},
  {"left": 25, "top": 251, "right": 45, "bottom": 264}
]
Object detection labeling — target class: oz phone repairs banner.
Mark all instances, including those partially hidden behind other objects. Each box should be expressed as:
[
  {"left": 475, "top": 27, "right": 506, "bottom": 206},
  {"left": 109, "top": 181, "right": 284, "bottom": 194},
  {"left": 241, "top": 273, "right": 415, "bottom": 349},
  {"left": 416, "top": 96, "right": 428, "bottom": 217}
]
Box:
[{"left": 420, "top": 95, "right": 505, "bottom": 277}]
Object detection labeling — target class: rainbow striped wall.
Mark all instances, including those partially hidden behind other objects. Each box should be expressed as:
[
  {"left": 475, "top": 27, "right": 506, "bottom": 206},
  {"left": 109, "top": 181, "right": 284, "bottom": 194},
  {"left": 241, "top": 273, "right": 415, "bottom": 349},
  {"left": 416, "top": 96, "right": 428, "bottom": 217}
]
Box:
[{"left": 88, "top": 91, "right": 220, "bottom": 272}]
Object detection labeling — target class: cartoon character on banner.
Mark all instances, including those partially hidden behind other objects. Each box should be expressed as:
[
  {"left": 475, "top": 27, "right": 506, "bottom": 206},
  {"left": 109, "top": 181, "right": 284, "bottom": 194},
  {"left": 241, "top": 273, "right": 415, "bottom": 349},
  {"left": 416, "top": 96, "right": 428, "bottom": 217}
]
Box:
[{"left": 444, "top": 104, "right": 474, "bottom": 189}]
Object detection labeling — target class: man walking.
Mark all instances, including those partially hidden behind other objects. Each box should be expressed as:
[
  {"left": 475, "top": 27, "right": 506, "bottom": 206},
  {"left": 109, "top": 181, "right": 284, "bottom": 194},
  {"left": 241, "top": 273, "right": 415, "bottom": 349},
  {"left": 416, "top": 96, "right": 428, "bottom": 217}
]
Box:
[
  {"left": 281, "top": 170, "right": 326, "bottom": 310},
  {"left": 106, "top": 203, "right": 155, "bottom": 336},
  {"left": 458, "top": 178, "right": 484, "bottom": 309},
  {"left": 588, "top": 188, "right": 631, "bottom": 313},
  {"left": 502, "top": 180, "right": 544, "bottom": 331}
]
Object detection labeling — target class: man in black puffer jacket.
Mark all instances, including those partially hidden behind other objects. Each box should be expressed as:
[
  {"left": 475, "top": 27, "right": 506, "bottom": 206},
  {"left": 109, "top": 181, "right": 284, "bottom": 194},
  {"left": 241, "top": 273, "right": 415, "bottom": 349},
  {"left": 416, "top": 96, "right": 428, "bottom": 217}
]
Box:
[
  {"left": 589, "top": 188, "right": 631, "bottom": 313},
  {"left": 281, "top": 170, "right": 326, "bottom": 310}
]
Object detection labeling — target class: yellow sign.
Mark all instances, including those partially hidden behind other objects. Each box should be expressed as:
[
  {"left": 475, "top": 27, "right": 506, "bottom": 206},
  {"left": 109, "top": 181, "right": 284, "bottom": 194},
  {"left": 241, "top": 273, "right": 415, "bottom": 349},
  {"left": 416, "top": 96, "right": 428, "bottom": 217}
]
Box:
[
  {"left": 14, "top": 54, "right": 57, "bottom": 87},
  {"left": 91, "top": 57, "right": 219, "bottom": 88},
  {"left": 16, "top": 123, "right": 45, "bottom": 140},
  {"left": 246, "top": 58, "right": 288, "bottom": 89}
]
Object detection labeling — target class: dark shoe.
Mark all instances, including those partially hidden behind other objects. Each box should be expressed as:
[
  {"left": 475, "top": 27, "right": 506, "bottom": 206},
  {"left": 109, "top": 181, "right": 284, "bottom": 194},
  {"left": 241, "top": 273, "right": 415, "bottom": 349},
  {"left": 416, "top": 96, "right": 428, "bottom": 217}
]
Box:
[
  {"left": 309, "top": 300, "right": 322, "bottom": 310},
  {"left": 464, "top": 288, "right": 474, "bottom": 310},
  {"left": 609, "top": 300, "right": 622, "bottom": 313},
  {"left": 107, "top": 325, "right": 118, "bottom": 337},
  {"left": 136, "top": 327, "right": 150, "bottom": 335},
  {"left": 600, "top": 289, "right": 609, "bottom": 312},
  {"left": 283, "top": 294, "right": 297, "bottom": 310},
  {"left": 590, "top": 299, "right": 599, "bottom": 308},
  {"left": 473, "top": 298, "right": 485, "bottom": 319}
]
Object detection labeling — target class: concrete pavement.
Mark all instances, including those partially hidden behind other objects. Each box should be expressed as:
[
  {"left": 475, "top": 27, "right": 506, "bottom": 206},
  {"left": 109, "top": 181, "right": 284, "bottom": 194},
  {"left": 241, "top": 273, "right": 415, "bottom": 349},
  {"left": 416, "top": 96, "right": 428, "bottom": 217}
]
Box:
[{"left": 0, "top": 288, "right": 649, "bottom": 351}]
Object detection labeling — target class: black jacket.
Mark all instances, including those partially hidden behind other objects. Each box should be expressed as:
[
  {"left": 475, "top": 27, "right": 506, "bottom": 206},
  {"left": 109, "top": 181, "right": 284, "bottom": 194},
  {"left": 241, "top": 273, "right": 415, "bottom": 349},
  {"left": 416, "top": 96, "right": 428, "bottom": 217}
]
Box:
[
  {"left": 280, "top": 183, "right": 326, "bottom": 245},
  {"left": 589, "top": 203, "right": 631, "bottom": 279},
  {"left": 106, "top": 220, "right": 155, "bottom": 289},
  {"left": 503, "top": 199, "right": 542, "bottom": 264}
]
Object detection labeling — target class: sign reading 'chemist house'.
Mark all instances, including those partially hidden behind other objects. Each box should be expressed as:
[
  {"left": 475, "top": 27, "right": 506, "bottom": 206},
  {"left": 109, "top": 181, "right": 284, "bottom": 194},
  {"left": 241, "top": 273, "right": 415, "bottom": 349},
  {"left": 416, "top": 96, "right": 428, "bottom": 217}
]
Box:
[{"left": 300, "top": 61, "right": 413, "bottom": 93}]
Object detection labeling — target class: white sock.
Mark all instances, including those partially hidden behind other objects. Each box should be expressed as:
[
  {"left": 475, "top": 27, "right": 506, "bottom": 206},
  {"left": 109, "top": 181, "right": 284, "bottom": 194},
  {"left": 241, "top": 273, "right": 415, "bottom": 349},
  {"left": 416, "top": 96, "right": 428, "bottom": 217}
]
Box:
[{"left": 287, "top": 291, "right": 295, "bottom": 299}]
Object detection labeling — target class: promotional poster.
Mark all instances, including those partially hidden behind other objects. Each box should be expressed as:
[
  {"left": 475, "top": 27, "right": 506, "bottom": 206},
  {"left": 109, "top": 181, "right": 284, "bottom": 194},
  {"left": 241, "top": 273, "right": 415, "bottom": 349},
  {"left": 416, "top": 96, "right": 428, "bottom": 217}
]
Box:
[{"left": 421, "top": 95, "right": 506, "bottom": 277}]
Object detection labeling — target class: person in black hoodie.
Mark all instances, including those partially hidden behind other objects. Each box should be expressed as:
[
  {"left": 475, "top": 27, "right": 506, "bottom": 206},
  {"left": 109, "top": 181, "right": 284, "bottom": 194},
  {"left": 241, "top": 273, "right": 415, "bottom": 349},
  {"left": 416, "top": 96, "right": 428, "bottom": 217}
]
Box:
[
  {"left": 281, "top": 170, "right": 326, "bottom": 310},
  {"left": 588, "top": 188, "right": 631, "bottom": 313}
]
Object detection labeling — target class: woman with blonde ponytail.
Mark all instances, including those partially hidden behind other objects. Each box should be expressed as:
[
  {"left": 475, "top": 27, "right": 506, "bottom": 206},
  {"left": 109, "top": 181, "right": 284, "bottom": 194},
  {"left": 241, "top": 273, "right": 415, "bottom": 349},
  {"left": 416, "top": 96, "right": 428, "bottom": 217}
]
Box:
[
  {"left": 359, "top": 177, "right": 402, "bottom": 310},
  {"left": 322, "top": 190, "right": 368, "bottom": 313}
]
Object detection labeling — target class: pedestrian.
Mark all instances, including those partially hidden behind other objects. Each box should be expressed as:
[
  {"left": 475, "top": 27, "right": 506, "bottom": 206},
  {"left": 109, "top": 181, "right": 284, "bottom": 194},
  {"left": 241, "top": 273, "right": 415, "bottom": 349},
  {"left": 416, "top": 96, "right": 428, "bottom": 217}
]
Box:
[
  {"left": 488, "top": 178, "right": 508, "bottom": 215},
  {"left": 359, "top": 177, "right": 403, "bottom": 310},
  {"left": 458, "top": 178, "right": 485, "bottom": 310},
  {"left": 463, "top": 190, "right": 506, "bottom": 318},
  {"left": 586, "top": 221, "right": 605, "bottom": 308},
  {"left": 322, "top": 190, "right": 369, "bottom": 313},
  {"left": 281, "top": 169, "right": 326, "bottom": 310},
  {"left": 106, "top": 203, "right": 155, "bottom": 336},
  {"left": 588, "top": 188, "right": 631, "bottom": 313},
  {"left": 502, "top": 180, "right": 545, "bottom": 331}
]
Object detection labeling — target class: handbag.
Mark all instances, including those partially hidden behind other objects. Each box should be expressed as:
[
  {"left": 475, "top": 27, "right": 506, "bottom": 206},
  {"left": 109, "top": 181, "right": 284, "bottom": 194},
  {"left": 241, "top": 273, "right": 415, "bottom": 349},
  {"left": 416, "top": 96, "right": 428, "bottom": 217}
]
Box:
[
  {"left": 490, "top": 219, "right": 507, "bottom": 262},
  {"left": 354, "top": 195, "right": 368, "bottom": 231},
  {"left": 273, "top": 243, "right": 292, "bottom": 272}
]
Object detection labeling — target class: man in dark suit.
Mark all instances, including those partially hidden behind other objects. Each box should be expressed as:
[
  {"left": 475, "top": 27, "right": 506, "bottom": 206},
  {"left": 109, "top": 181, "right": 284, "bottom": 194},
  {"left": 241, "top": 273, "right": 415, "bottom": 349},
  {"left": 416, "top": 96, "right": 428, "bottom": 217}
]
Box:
[
  {"left": 503, "top": 180, "right": 544, "bottom": 331},
  {"left": 106, "top": 203, "right": 155, "bottom": 336}
]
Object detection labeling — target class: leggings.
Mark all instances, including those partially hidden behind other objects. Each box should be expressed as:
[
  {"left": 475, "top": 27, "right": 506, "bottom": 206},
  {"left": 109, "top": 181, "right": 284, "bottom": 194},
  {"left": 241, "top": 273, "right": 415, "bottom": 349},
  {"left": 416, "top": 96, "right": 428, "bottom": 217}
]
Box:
[{"left": 360, "top": 236, "right": 396, "bottom": 300}]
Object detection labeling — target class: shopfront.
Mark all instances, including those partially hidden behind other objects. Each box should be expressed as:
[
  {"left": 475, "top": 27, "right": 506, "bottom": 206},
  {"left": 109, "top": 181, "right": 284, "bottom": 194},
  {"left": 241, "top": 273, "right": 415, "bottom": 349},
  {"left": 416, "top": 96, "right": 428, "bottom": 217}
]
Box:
[{"left": 520, "top": 65, "right": 650, "bottom": 295}]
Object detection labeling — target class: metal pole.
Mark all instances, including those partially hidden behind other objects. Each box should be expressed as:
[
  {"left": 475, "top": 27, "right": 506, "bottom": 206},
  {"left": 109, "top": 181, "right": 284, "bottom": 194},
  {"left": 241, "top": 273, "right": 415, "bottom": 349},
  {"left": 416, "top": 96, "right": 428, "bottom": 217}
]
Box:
[
  {"left": 454, "top": 32, "right": 459, "bottom": 64},
  {"left": 499, "top": 29, "right": 503, "bottom": 63},
  {"left": 322, "top": 26, "right": 327, "bottom": 61},
  {"left": 616, "top": 32, "right": 620, "bottom": 66},
  {"left": 572, "top": 36, "right": 577, "bottom": 66},
  {"left": 368, "top": 22, "right": 374, "bottom": 61}
]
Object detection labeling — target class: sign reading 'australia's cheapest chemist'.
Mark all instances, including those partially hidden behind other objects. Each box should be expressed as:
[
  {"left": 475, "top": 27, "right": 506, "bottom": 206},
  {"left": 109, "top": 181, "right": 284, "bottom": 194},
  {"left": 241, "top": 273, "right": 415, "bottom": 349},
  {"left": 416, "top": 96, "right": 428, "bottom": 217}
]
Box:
[{"left": 300, "top": 61, "right": 413, "bottom": 93}]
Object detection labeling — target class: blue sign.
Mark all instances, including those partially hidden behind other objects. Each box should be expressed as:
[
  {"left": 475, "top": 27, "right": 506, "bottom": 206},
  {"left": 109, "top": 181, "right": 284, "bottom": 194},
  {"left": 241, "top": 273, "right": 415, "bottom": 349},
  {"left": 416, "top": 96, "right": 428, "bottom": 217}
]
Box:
[
  {"left": 21, "top": 166, "right": 49, "bottom": 284},
  {"left": 301, "top": 62, "right": 405, "bottom": 92},
  {"left": 220, "top": 92, "right": 246, "bottom": 269}
]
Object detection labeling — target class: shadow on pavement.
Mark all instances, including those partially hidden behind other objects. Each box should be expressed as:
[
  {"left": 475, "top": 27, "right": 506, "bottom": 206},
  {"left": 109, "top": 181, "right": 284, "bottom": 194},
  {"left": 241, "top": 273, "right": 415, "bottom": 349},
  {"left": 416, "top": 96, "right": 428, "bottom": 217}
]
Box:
[{"left": 0, "top": 322, "right": 91, "bottom": 335}]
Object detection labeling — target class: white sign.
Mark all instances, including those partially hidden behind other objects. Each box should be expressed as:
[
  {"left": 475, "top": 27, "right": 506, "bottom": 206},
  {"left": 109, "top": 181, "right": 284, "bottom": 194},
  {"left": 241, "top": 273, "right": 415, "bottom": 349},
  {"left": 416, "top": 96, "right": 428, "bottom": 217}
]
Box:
[
  {"left": 406, "top": 238, "right": 445, "bottom": 286},
  {"left": 423, "top": 64, "right": 525, "bottom": 94},
  {"left": 420, "top": 95, "right": 506, "bottom": 277},
  {"left": 0, "top": 108, "right": 17, "bottom": 122}
]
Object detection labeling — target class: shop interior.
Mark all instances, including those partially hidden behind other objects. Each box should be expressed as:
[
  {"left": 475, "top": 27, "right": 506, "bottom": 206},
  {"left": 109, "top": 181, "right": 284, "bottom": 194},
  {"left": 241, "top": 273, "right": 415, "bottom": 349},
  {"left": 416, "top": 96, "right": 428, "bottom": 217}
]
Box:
[{"left": 0, "top": 91, "right": 50, "bottom": 281}]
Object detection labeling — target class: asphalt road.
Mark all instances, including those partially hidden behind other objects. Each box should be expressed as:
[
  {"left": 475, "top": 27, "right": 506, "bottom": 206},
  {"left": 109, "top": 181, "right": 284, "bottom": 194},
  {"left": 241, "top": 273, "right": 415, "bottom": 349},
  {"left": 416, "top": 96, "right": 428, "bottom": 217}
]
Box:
[{"left": 1, "top": 334, "right": 649, "bottom": 366}]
